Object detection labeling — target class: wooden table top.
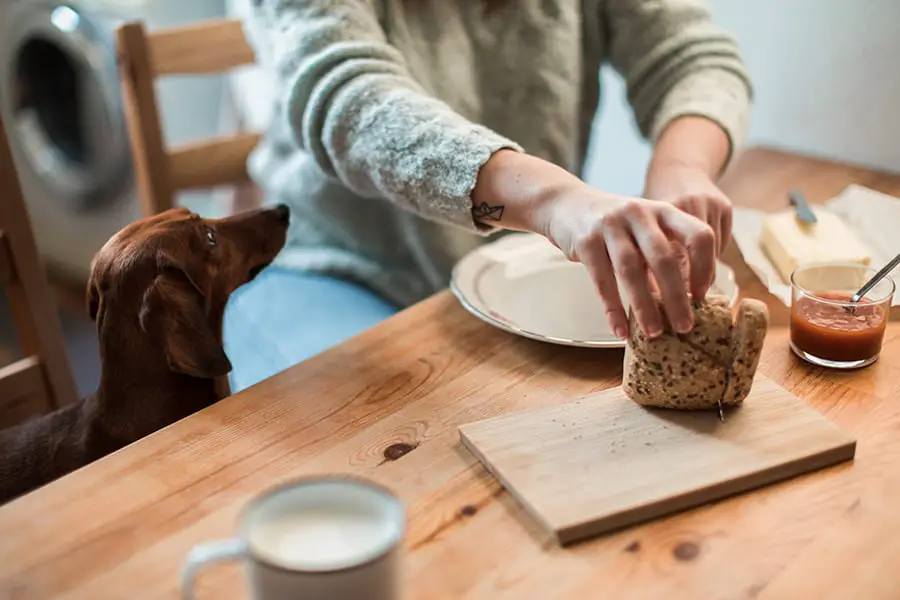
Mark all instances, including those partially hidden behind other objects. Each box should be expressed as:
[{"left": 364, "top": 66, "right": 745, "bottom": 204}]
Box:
[{"left": 2, "top": 147, "right": 900, "bottom": 600}]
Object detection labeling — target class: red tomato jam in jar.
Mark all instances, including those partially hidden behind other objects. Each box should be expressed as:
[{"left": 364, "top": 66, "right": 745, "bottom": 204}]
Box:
[{"left": 790, "top": 291, "right": 888, "bottom": 364}]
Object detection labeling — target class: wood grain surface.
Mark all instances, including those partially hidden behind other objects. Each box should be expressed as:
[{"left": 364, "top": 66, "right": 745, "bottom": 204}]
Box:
[
  {"left": 459, "top": 375, "right": 857, "bottom": 546},
  {"left": 1, "top": 147, "right": 899, "bottom": 599}
]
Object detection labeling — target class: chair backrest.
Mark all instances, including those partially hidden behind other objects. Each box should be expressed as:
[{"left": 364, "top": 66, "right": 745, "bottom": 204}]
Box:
[
  {"left": 115, "top": 18, "right": 262, "bottom": 217},
  {"left": 0, "top": 114, "right": 79, "bottom": 428}
]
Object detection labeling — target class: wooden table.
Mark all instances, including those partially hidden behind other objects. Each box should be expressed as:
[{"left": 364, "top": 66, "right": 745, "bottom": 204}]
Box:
[{"left": 2, "top": 147, "right": 900, "bottom": 600}]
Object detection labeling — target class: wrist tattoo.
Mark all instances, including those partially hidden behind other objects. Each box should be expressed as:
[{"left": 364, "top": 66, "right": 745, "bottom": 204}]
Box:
[{"left": 472, "top": 202, "right": 505, "bottom": 223}]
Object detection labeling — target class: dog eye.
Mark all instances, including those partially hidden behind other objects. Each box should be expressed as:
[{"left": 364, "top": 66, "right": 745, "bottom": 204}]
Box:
[{"left": 204, "top": 226, "right": 218, "bottom": 247}]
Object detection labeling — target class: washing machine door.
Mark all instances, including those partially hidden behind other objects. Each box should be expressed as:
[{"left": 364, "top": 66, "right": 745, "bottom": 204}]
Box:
[{"left": 0, "top": 1, "right": 132, "bottom": 214}]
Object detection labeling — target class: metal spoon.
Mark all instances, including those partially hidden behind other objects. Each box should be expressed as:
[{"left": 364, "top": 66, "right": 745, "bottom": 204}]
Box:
[{"left": 845, "top": 252, "right": 900, "bottom": 312}]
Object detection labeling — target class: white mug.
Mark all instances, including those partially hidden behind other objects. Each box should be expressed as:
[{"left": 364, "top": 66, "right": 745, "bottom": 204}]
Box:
[{"left": 180, "top": 475, "right": 405, "bottom": 600}]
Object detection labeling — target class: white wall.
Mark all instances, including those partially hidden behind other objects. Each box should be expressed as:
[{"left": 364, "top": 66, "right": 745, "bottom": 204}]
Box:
[{"left": 584, "top": 0, "right": 900, "bottom": 196}]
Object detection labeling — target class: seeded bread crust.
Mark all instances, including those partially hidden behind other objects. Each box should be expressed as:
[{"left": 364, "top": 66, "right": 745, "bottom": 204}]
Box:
[
  {"left": 723, "top": 298, "right": 769, "bottom": 404},
  {"left": 676, "top": 294, "right": 735, "bottom": 364},
  {"left": 622, "top": 295, "right": 769, "bottom": 410}
]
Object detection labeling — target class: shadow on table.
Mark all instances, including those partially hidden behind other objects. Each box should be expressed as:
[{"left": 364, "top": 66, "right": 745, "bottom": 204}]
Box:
[{"left": 434, "top": 306, "right": 626, "bottom": 386}]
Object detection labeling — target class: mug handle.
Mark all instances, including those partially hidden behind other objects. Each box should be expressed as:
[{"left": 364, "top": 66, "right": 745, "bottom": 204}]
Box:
[{"left": 180, "top": 538, "right": 247, "bottom": 600}]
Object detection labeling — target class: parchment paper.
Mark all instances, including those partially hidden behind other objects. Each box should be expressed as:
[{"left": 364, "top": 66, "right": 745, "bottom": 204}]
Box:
[{"left": 730, "top": 184, "right": 900, "bottom": 307}]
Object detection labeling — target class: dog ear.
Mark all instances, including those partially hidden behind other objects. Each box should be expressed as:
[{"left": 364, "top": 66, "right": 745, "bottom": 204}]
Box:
[
  {"left": 87, "top": 254, "right": 106, "bottom": 323},
  {"left": 138, "top": 267, "right": 232, "bottom": 379},
  {"left": 87, "top": 277, "right": 100, "bottom": 322}
]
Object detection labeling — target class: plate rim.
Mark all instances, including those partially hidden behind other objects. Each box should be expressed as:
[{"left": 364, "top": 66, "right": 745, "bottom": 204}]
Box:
[{"left": 450, "top": 233, "right": 739, "bottom": 349}]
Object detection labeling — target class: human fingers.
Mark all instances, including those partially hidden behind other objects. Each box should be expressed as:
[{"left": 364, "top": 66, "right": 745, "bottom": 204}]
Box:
[
  {"left": 645, "top": 243, "right": 690, "bottom": 294},
  {"left": 718, "top": 199, "right": 733, "bottom": 254},
  {"left": 577, "top": 237, "right": 629, "bottom": 340},
  {"left": 656, "top": 204, "right": 717, "bottom": 301},
  {"left": 601, "top": 215, "right": 662, "bottom": 337},
  {"left": 675, "top": 195, "right": 719, "bottom": 259},
  {"left": 645, "top": 265, "right": 660, "bottom": 295},
  {"left": 628, "top": 215, "right": 693, "bottom": 333}
]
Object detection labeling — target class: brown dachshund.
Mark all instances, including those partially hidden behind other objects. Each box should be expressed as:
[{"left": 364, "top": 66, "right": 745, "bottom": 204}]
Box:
[{"left": 0, "top": 204, "right": 290, "bottom": 505}]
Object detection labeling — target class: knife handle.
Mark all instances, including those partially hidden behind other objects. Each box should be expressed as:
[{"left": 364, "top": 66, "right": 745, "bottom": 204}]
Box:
[{"left": 788, "top": 189, "right": 818, "bottom": 224}]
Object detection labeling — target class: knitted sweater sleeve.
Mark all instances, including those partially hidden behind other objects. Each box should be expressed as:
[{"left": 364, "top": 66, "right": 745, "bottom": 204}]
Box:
[
  {"left": 601, "top": 0, "right": 753, "bottom": 166},
  {"left": 243, "top": 0, "right": 523, "bottom": 234}
]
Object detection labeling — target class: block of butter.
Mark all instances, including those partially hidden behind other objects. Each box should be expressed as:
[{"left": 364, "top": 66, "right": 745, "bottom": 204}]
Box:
[{"left": 759, "top": 206, "right": 872, "bottom": 283}]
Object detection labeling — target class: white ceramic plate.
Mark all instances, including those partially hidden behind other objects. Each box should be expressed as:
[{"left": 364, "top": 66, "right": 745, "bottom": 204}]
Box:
[{"left": 450, "top": 233, "right": 739, "bottom": 348}]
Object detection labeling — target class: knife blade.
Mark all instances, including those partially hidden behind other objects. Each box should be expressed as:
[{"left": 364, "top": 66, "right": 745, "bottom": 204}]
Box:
[
  {"left": 716, "top": 371, "right": 728, "bottom": 422},
  {"left": 788, "top": 189, "right": 818, "bottom": 225}
]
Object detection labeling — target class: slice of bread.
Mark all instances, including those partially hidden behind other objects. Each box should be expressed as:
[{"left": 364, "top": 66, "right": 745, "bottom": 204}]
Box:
[
  {"left": 622, "top": 295, "right": 769, "bottom": 410},
  {"left": 723, "top": 298, "right": 769, "bottom": 405}
]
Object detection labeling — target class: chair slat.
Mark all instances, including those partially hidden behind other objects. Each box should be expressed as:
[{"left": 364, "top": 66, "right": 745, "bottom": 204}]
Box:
[
  {"left": 0, "top": 357, "right": 53, "bottom": 429},
  {"left": 148, "top": 19, "right": 256, "bottom": 76},
  {"left": 0, "top": 116, "right": 78, "bottom": 412},
  {"left": 117, "top": 22, "right": 176, "bottom": 215},
  {"left": 0, "top": 357, "right": 46, "bottom": 405},
  {"left": 168, "top": 132, "right": 262, "bottom": 191}
]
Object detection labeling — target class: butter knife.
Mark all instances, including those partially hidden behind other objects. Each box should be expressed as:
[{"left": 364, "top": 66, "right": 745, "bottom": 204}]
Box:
[
  {"left": 789, "top": 189, "right": 818, "bottom": 225},
  {"left": 717, "top": 371, "right": 729, "bottom": 423}
]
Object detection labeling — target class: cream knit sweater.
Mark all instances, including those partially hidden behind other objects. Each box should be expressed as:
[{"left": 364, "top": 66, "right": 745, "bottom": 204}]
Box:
[{"left": 242, "top": 0, "right": 752, "bottom": 307}]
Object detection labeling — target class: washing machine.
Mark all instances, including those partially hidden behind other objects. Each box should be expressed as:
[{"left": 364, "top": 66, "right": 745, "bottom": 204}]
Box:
[
  {"left": 0, "top": 0, "right": 233, "bottom": 284},
  {"left": 0, "top": 0, "right": 141, "bottom": 284}
]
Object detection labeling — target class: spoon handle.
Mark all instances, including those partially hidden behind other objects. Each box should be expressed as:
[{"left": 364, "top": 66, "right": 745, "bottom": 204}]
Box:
[{"left": 852, "top": 252, "right": 900, "bottom": 303}]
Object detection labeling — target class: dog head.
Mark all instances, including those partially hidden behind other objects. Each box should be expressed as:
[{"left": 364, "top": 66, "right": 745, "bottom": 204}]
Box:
[{"left": 86, "top": 204, "right": 290, "bottom": 379}]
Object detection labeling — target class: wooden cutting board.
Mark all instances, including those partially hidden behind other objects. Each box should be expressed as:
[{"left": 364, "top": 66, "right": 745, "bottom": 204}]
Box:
[{"left": 459, "top": 374, "right": 856, "bottom": 546}]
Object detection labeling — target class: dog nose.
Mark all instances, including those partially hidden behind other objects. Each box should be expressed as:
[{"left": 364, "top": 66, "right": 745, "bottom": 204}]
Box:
[{"left": 271, "top": 203, "right": 290, "bottom": 224}]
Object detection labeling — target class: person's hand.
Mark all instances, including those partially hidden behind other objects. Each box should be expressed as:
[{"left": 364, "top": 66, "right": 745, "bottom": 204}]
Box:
[
  {"left": 539, "top": 183, "right": 717, "bottom": 340},
  {"left": 644, "top": 164, "right": 734, "bottom": 257}
]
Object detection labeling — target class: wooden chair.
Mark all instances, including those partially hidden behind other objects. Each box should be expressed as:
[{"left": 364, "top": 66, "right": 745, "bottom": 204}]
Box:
[
  {"left": 0, "top": 114, "right": 79, "bottom": 429},
  {"left": 115, "top": 18, "right": 263, "bottom": 217}
]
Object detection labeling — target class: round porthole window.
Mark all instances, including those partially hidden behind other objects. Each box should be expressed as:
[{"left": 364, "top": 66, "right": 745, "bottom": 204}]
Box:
[
  {"left": 1, "top": 3, "right": 132, "bottom": 214},
  {"left": 15, "top": 36, "right": 88, "bottom": 167}
]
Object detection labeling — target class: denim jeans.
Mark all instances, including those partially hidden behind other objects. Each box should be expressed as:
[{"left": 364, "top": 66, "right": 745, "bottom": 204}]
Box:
[{"left": 222, "top": 266, "right": 399, "bottom": 392}]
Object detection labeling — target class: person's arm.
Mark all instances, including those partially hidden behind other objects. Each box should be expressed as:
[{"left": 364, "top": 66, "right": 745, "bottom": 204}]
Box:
[
  {"left": 643, "top": 116, "right": 736, "bottom": 255},
  {"left": 601, "top": 0, "right": 753, "bottom": 174},
  {"left": 244, "top": 0, "right": 716, "bottom": 338},
  {"left": 645, "top": 115, "right": 732, "bottom": 185},
  {"left": 601, "top": 0, "right": 752, "bottom": 255},
  {"left": 244, "top": 0, "right": 528, "bottom": 234},
  {"left": 472, "top": 149, "right": 717, "bottom": 339},
  {"left": 470, "top": 150, "right": 585, "bottom": 235}
]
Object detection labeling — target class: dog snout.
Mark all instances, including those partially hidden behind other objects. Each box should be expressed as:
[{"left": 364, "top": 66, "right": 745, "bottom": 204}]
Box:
[{"left": 270, "top": 204, "right": 290, "bottom": 225}]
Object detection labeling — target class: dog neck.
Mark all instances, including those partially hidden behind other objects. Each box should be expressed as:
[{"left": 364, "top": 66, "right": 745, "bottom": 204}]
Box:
[
  {"left": 90, "top": 308, "right": 227, "bottom": 444},
  {"left": 209, "top": 300, "right": 232, "bottom": 399}
]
